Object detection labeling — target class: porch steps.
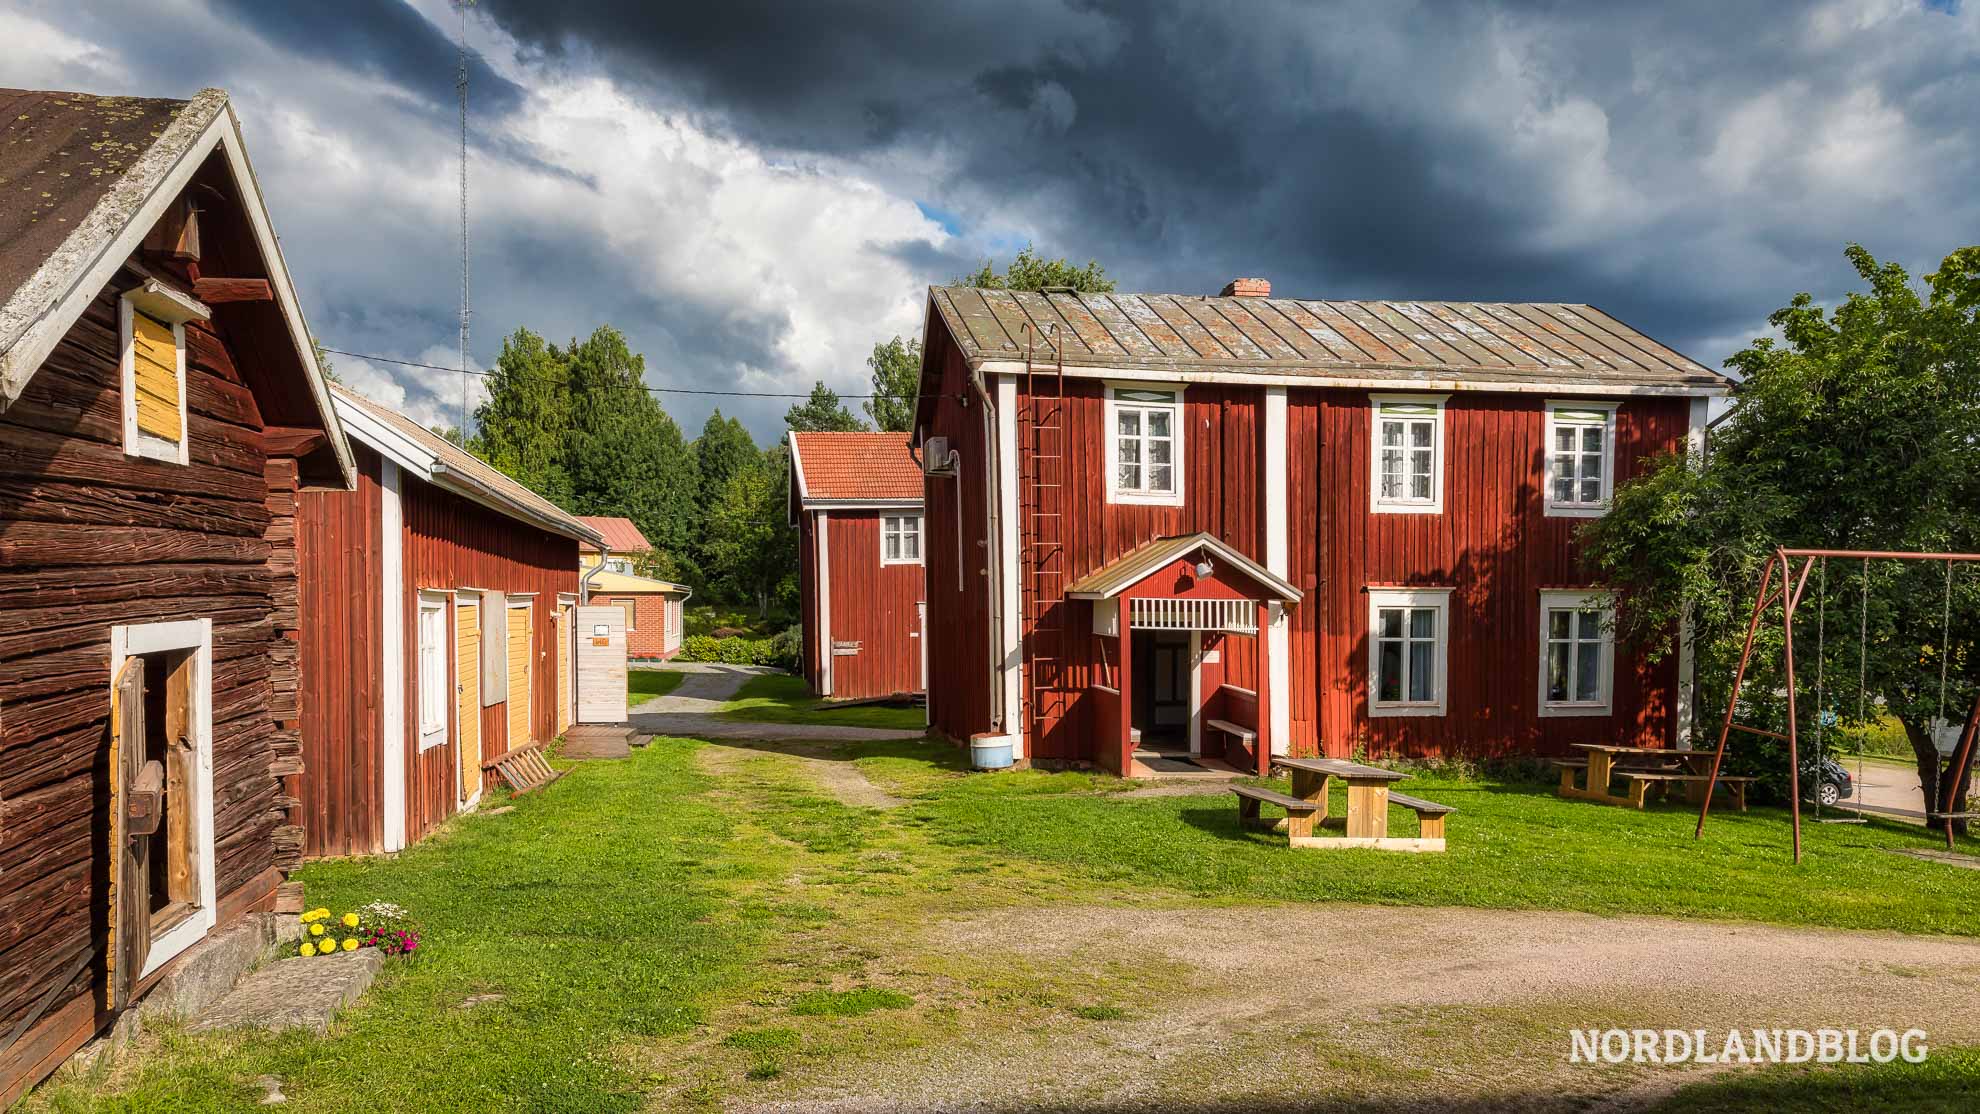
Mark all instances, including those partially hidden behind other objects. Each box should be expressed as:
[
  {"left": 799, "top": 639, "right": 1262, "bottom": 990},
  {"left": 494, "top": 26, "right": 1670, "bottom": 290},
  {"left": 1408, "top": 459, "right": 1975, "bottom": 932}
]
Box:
[
  {"left": 560, "top": 723, "right": 638, "bottom": 759},
  {"left": 190, "top": 948, "right": 383, "bottom": 1035},
  {"left": 75, "top": 911, "right": 303, "bottom": 1066},
  {"left": 1129, "top": 751, "right": 1247, "bottom": 780}
]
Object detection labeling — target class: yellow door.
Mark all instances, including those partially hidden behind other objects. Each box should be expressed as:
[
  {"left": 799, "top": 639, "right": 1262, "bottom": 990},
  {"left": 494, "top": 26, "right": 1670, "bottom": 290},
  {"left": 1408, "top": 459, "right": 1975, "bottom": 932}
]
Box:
[
  {"left": 507, "top": 605, "right": 531, "bottom": 749},
  {"left": 456, "top": 602, "right": 480, "bottom": 801},
  {"left": 556, "top": 604, "right": 573, "bottom": 733}
]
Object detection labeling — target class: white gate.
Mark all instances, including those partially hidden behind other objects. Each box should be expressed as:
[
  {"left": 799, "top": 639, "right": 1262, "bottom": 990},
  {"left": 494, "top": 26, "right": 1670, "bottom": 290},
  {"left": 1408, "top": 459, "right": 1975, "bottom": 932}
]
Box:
[{"left": 575, "top": 605, "right": 628, "bottom": 723}]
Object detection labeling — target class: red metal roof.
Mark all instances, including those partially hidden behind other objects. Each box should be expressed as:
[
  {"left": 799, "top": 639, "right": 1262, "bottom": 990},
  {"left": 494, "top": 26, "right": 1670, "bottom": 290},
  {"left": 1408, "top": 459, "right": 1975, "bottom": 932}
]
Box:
[
  {"left": 789, "top": 431, "right": 923, "bottom": 505},
  {"left": 575, "top": 516, "right": 652, "bottom": 554}
]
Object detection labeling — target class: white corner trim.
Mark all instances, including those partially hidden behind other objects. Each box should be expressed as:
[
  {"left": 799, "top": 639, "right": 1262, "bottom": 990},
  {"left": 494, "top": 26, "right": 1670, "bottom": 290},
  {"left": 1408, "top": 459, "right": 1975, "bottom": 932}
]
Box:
[
  {"left": 380, "top": 460, "right": 407, "bottom": 853},
  {"left": 113, "top": 618, "right": 215, "bottom": 977},
  {"left": 995, "top": 374, "right": 1023, "bottom": 754},
  {"left": 1542, "top": 400, "right": 1620, "bottom": 519},
  {"left": 1368, "top": 393, "right": 1448, "bottom": 515},
  {"left": 117, "top": 294, "right": 190, "bottom": 465},
  {"left": 1102, "top": 381, "right": 1187, "bottom": 507},
  {"left": 1263, "top": 387, "right": 1291, "bottom": 755},
  {"left": 816, "top": 511, "right": 833, "bottom": 697},
  {"left": 1366, "top": 587, "right": 1452, "bottom": 718}
]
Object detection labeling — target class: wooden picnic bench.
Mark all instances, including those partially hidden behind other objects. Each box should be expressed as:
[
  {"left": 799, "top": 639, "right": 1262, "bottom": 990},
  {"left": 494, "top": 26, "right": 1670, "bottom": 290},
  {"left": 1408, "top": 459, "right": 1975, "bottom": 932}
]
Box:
[
  {"left": 1233, "top": 756, "right": 1451, "bottom": 852},
  {"left": 1557, "top": 744, "right": 1751, "bottom": 808},
  {"left": 1614, "top": 771, "right": 1756, "bottom": 811},
  {"left": 482, "top": 742, "right": 566, "bottom": 797}
]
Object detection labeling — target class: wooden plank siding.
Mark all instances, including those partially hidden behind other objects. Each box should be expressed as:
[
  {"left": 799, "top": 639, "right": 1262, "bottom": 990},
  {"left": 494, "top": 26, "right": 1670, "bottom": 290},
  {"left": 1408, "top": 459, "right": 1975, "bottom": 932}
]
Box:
[
  {"left": 919, "top": 329, "right": 994, "bottom": 743},
  {"left": 811, "top": 510, "right": 927, "bottom": 699},
  {"left": 296, "top": 451, "right": 580, "bottom": 857},
  {"left": 0, "top": 270, "right": 297, "bottom": 1098}
]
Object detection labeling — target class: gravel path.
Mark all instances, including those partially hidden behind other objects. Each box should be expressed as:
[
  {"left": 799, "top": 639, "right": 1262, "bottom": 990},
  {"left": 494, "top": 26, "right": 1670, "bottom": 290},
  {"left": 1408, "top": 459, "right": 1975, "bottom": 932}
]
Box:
[
  {"left": 732, "top": 904, "right": 1980, "bottom": 1112},
  {"left": 696, "top": 738, "right": 906, "bottom": 809}
]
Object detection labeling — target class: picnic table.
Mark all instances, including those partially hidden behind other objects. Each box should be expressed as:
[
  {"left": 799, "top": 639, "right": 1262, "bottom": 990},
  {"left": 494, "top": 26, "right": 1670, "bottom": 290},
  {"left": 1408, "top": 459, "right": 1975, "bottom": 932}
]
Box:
[
  {"left": 1556, "top": 744, "right": 1752, "bottom": 809},
  {"left": 1231, "top": 756, "right": 1450, "bottom": 852}
]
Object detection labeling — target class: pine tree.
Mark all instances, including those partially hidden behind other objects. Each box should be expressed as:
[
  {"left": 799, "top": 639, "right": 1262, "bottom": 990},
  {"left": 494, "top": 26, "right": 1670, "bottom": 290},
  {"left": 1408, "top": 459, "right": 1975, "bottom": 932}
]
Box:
[
  {"left": 472, "top": 328, "right": 573, "bottom": 507},
  {"left": 784, "top": 381, "right": 865, "bottom": 432},
  {"left": 563, "top": 327, "right": 700, "bottom": 574}
]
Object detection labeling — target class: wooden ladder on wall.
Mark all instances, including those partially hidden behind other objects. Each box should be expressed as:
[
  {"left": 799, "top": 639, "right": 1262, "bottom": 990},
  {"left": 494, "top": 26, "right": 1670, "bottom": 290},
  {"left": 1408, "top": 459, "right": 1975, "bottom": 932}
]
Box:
[{"left": 1020, "top": 322, "right": 1070, "bottom": 753}]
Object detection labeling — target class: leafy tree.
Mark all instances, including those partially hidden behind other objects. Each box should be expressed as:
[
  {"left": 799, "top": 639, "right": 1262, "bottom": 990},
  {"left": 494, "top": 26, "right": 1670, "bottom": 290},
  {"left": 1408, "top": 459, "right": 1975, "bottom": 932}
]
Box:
[
  {"left": 703, "top": 457, "right": 791, "bottom": 618},
  {"left": 312, "top": 337, "right": 341, "bottom": 384},
  {"left": 959, "top": 243, "right": 1114, "bottom": 293},
  {"left": 1584, "top": 245, "right": 1980, "bottom": 824},
  {"left": 694, "top": 410, "right": 760, "bottom": 517},
  {"left": 563, "top": 326, "right": 700, "bottom": 576},
  {"left": 472, "top": 328, "right": 574, "bottom": 507},
  {"left": 864, "top": 336, "right": 921, "bottom": 432},
  {"left": 428, "top": 425, "right": 463, "bottom": 446},
  {"left": 784, "top": 380, "right": 865, "bottom": 432}
]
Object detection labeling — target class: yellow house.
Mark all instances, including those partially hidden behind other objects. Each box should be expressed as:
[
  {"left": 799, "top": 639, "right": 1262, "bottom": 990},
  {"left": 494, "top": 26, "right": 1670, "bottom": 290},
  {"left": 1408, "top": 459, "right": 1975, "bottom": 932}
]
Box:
[{"left": 575, "top": 516, "right": 691, "bottom": 661}]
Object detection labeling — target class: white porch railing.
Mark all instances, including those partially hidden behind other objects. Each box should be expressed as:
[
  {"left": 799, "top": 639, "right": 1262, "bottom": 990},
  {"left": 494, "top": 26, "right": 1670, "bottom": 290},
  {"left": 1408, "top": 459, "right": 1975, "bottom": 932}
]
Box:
[{"left": 1129, "top": 596, "right": 1257, "bottom": 633}]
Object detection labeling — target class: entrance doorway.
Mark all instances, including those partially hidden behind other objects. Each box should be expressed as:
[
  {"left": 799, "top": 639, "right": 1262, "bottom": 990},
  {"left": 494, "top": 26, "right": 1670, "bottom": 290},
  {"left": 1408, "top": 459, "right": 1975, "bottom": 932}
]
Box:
[{"left": 1131, "top": 631, "right": 1193, "bottom": 752}]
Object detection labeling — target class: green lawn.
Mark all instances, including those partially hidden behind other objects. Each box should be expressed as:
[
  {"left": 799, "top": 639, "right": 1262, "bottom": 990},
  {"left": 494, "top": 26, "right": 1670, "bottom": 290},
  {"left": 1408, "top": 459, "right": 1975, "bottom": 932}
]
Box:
[
  {"left": 717, "top": 674, "right": 925, "bottom": 731},
  {"left": 30, "top": 737, "right": 1979, "bottom": 1111},
  {"left": 848, "top": 739, "right": 1980, "bottom": 936},
  {"left": 627, "top": 668, "right": 686, "bottom": 702}
]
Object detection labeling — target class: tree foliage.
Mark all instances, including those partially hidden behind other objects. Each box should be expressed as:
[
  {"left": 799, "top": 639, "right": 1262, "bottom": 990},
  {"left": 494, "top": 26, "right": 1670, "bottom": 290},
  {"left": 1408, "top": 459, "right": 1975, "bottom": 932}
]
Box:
[
  {"left": 703, "top": 451, "right": 795, "bottom": 618},
  {"left": 563, "top": 327, "right": 700, "bottom": 572},
  {"left": 960, "top": 244, "right": 1115, "bottom": 293},
  {"left": 784, "top": 381, "right": 865, "bottom": 432},
  {"left": 1583, "top": 245, "right": 1980, "bottom": 817},
  {"left": 473, "top": 328, "right": 572, "bottom": 507},
  {"left": 864, "top": 336, "right": 920, "bottom": 432}
]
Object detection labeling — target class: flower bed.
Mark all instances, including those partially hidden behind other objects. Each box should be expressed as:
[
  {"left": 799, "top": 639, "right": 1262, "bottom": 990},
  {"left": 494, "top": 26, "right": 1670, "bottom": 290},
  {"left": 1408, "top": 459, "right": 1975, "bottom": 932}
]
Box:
[{"left": 295, "top": 901, "right": 422, "bottom": 958}]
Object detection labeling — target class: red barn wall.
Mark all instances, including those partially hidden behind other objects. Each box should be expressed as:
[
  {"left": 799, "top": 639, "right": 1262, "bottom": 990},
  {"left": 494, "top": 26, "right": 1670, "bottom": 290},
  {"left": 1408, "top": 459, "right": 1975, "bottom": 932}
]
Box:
[{"left": 817, "top": 509, "right": 927, "bottom": 699}]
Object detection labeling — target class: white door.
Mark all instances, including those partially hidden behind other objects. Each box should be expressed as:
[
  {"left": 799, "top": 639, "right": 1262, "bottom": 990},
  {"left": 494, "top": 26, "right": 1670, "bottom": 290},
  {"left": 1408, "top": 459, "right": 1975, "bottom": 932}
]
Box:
[{"left": 575, "top": 605, "right": 629, "bottom": 723}]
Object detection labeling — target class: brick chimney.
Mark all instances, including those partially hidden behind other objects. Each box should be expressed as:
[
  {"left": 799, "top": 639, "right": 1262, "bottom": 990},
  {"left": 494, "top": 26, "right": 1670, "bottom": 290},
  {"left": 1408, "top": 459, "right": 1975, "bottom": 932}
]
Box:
[{"left": 1219, "top": 277, "right": 1271, "bottom": 298}]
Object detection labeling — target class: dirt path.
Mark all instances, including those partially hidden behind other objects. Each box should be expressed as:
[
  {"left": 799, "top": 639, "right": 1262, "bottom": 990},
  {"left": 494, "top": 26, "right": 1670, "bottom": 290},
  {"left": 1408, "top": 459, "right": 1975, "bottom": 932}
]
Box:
[
  {"left": 731, "top": 903, "right": 1980, "bottom": 1112},
  {"left": 696, "top": 737, "right": 905, "bottom": 809}
]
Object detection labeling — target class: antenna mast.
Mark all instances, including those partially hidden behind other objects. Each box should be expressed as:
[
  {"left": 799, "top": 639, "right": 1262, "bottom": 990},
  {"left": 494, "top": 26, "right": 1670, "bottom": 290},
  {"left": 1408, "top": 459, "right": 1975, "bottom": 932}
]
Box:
[{"left": 455, "top": 1, "right": 474, "bottom": 442}]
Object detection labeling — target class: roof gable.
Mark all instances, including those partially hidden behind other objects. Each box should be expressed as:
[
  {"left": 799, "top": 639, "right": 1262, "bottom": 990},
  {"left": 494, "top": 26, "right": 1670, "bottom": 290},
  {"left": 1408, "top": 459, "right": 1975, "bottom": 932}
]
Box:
[
  {"left": 0, "top": 87, "right": 352, "bottom": 486},
  {"left": 929, "top": 286, "right": 1730, "bottom": 396},
  {"left": 1066, "top": 532, "right": 1301, "bottom": 603},
  {"left": 788, "top": 430, "right": 923, "bottom": 506}
]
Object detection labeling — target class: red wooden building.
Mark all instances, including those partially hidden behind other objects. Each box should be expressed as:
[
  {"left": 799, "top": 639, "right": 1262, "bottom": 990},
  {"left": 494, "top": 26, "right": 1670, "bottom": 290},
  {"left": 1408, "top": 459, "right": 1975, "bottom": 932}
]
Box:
[
  {"left": 788, "top": 432, "right": 927, "bottom": 699},
  {"left": 296, "top": 387, "right": 606, "bottom": 857},
  {"left": 0, "top": 89, "right": 351, "bottom": 1101},
  {"left": 913, "top": 280, "right": 1732, "bottom": 774},
  {"left": 574, "top": 515, "right": 690, "bottom": 662}
]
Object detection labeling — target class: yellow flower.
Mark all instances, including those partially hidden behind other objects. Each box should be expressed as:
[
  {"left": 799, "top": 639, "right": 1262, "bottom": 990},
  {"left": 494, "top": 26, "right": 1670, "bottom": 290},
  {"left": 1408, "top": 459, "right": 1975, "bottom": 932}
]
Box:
[
  {"left": 309, "top": 907, "right": 329, "bottom": 920},
  {"left": 342, "top": 938, "right": 360, "bottom": 952},
  {"left": 342, "top": 912, "right": 360, "bottom": 928},
  {"left": 299, "top": 942, "right": 315, "bottom": 957},
  {"left": 310, "top": 923, "right": 325, "bottom": 936}
]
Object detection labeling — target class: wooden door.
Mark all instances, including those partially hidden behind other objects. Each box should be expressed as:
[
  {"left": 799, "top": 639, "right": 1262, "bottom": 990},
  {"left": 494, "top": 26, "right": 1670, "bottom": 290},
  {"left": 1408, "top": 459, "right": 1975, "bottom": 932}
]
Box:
[
  {"left": 506, "top": 605, "right": 531, "bottom": 749},
  {"left": 456, "top": 602, "right": 481, "bottom": 802},
  {"left": 556, "top": 603, "right": 573, "bottom": 733},
  {"left": 575, "top": 605, "right": 629, "bottom": 723},
  {"left": 108, "top": 659, "right": 161, "bottom": 1008}
]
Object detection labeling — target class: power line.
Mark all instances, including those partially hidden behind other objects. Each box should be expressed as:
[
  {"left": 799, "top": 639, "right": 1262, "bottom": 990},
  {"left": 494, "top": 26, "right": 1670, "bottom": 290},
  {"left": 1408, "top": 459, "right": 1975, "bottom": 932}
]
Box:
[{"left": 318, "top": 347, "right": 881, "bottom": 399}]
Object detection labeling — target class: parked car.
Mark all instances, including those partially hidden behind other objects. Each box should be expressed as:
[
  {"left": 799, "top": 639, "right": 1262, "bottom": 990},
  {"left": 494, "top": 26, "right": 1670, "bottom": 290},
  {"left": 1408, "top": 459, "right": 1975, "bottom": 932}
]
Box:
[{"left": 1804, "top": 758, "right": 1854, "bottom": 807}]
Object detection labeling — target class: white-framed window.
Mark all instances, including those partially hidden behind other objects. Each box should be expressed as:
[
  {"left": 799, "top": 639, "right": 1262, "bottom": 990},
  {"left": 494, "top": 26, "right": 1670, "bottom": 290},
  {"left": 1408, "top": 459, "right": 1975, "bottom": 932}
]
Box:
[
  {"left": 881, "top": 514, "right": 923, "bottom": 565},
  {"left": 1538, "top": 590, "right": 1614, "bottom": 716},
  {"left": 417, "top": 593, "right": 449, "bottom": 749},
  {"left": 1367, "top": 588, "right": 1450, "bottom": 717},
  {"left": 1104, "top": 383, "right": 1186, "bottom": 506},
  {"left": 1369, "top": 394, "right": 1446, "bottom": 514},
  {"left": 1545, "top": 402, "right": 1618, "bottom": 517},
  {"left": 118, "top": 282, "right": 206, "bottom": 465}
]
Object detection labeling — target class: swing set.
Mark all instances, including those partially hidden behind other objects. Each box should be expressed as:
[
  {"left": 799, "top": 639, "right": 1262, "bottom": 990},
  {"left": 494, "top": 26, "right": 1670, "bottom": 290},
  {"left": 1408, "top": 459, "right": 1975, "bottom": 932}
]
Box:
[{"left": 1695, "top": 547, "right": 1980, "bottom": 862}]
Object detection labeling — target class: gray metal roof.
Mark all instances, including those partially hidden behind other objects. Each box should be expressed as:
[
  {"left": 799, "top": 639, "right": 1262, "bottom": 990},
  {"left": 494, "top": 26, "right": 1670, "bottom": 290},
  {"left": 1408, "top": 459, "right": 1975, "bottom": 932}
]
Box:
[{"left": 930, "top": 286, "right": 1728, "bottom": 392}]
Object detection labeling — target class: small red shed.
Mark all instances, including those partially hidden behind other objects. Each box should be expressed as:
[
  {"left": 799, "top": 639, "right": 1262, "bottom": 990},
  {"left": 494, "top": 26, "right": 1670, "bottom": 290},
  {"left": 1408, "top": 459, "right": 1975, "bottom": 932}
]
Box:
[
  {"left": 788, "top": 431, "right": 928, "bottom": 700},
  {"left": 295, "top": 387, "right": 607, "bottom": 857}
]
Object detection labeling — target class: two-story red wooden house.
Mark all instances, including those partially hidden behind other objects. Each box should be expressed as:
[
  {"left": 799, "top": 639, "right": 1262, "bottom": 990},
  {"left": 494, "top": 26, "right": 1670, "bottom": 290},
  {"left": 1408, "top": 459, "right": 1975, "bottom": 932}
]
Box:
[
  {"left": 913, "top": 280, "right": 1731, "bottom": 775},
  {"left": 788, "top": 431, "right": 927, "bottom": 700}
]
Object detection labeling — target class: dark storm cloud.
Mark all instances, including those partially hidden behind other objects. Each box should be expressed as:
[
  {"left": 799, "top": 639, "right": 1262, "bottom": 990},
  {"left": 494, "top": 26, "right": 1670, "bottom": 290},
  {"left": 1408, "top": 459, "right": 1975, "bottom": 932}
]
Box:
[
  {"left": 207, "top": 0, "right": 526, "bottom": 118},
  {"left": 472, "top": 0, "right": 1980, "bottom": 365}
]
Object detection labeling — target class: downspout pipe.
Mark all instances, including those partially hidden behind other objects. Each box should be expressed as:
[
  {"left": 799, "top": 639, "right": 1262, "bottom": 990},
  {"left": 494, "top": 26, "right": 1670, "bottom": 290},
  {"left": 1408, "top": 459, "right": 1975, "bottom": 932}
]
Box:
[
  {"left": 579, "top": 542, "right": 608, "bottom": 605},
  {"left": 970, "top": 367, "right": 1006, "bottom": 734}
]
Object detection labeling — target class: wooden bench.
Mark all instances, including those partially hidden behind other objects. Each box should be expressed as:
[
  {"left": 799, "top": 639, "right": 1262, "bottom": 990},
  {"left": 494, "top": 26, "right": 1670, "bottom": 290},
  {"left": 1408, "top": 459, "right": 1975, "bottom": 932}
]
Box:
[
  {"left": 483, "top": 742, "right": 566, "bottom": 797},
  {"left": 1387, "top": 790, "right": 1455, "bottom": 842},
  {"left": 1231, "top": 784, "right": 1324, "bottom": 842},
  {"left": 1615, "top": 771, "right": 1756, "bottom": 810}
]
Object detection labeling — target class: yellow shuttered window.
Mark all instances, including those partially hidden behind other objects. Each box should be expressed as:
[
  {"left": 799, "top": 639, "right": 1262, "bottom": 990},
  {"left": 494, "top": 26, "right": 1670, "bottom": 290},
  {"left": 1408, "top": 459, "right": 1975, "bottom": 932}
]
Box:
[
  {"left": 120, "top": 282, "right": 204, "bottom": 464},
  {"left": 130, "top": 309, "right": 182, "bottom": 441}
]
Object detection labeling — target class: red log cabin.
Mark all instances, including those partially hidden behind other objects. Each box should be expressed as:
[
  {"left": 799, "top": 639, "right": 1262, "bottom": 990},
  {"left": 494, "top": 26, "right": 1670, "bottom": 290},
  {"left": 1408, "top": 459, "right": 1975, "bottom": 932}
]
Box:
[
  {"left": 788, "top": 432, "right": 928, "bottom": 700},
  {"left": 0, "top": 89, "right": 351, "bottom": 1101},
  {"left": 574, "top": 515, "right": 690, "bottom": 662},
  {"left": 912, "top": 280, "right": 1732, "bottom": 775},
  {"left": 295, "top": 386, "right": 607, "bottom": 857}
]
